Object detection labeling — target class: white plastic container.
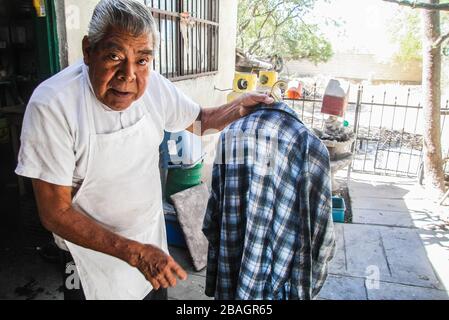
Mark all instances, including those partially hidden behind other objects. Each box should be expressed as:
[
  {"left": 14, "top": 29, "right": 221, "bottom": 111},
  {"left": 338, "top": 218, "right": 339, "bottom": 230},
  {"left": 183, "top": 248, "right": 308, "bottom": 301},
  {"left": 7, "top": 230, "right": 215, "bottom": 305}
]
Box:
[
  {"left": 321, "top": 79, "right": 350, "bottom": 117},
  {"left": 165, "top": 130, "right": 204, "bottom": 166}
]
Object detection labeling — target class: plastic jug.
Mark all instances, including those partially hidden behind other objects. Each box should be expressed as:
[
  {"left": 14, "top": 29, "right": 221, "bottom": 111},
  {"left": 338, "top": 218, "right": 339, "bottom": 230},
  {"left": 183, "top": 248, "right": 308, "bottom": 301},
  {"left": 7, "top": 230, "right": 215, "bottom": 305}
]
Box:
[
  {"left": 321, "top": 79, "right": 350, "bottom": 117},
  {"left": 286, "top": 80, "right": 302, "bottom": 100}
]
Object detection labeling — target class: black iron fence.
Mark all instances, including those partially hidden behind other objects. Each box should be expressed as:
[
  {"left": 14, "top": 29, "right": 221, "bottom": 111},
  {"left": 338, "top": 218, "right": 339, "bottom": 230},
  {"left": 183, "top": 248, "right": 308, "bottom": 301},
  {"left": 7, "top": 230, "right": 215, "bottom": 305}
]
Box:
[{"left": 284, "top": 84, "right": 449, "bottom": 178}]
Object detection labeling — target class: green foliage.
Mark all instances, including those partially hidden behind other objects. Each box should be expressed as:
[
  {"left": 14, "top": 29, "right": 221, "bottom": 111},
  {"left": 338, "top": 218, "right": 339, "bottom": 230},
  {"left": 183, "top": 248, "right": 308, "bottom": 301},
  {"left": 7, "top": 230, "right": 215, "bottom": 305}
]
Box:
[{"left": 237, "top": 0, "right": 333, "bottom": 63}]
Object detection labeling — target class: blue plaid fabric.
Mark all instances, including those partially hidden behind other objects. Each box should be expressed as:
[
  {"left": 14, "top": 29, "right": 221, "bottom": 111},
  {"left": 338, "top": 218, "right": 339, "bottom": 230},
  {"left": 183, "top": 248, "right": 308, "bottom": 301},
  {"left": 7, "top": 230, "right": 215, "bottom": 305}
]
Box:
[{"left": 202, "top": 102, "right": 336, "bottom": 300}]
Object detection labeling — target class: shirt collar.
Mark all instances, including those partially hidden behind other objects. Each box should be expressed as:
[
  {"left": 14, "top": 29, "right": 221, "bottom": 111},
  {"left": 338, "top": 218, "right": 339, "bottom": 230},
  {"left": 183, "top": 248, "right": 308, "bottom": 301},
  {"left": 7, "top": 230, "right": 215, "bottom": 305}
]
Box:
[{"left": 255, "top": 101, "right": 301, "bottom": 123}]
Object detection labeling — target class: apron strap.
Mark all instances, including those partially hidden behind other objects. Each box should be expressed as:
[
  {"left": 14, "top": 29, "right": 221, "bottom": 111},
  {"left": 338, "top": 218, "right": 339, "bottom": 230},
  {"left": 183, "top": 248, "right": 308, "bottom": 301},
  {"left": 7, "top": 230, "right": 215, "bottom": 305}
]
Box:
[{"left": 82, "top": 64, "right": 97, "bottom": 134}]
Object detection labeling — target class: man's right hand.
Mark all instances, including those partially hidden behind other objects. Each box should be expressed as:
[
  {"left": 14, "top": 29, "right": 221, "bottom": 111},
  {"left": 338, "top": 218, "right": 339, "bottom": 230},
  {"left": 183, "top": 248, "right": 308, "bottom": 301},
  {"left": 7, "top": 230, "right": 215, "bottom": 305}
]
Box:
[{"left": 131, "top": 244, "right": 188, "bottom": 290}]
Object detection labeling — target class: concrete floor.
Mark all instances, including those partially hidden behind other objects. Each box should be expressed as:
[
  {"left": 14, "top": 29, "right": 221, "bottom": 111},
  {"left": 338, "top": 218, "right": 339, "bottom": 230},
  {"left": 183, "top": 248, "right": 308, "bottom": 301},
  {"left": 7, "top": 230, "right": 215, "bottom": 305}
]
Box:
[
  {"left": 317, "top": 172, "right": 449, "bottom": 300},
  {"left": 0, "top": 245, "right": 207, "bottom": 300},
  {"left": 1, "top": 172, "right": 448, "bottom": 300}
]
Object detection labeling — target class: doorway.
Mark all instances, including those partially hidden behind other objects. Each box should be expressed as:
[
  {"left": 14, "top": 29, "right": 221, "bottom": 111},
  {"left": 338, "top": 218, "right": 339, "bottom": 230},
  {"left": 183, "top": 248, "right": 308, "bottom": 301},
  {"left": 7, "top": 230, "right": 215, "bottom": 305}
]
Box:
[{"left": 0, "top": 0, "right": 60, "bottom": 249}]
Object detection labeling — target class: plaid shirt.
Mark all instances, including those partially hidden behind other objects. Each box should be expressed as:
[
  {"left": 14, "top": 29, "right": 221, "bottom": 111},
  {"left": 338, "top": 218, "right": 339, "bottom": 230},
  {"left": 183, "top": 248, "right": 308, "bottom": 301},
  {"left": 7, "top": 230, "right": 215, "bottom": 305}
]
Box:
[{"left": 202, "top": 102, "right": 336, "bottom": 300}]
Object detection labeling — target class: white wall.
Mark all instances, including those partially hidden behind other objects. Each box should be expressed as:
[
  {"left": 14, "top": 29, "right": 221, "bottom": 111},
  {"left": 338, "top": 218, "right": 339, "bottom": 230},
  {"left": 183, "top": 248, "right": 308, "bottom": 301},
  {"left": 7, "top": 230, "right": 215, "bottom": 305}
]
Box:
[
  {"left": 285, "top": 53, "right": 422, "bottom": 84},
  {"left": 63, "top": 0, "right": 100, "bottom": 65}
]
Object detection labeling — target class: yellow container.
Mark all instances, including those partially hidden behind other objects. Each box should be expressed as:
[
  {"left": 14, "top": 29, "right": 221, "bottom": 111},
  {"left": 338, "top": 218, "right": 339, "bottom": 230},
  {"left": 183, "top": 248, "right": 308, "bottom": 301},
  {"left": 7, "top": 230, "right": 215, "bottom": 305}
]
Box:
[
  {"left": 227, "top": 91, "right": 244, "bottom": 103},
  {"left": 232, "top": 72, "right": 257, "bottom": 93},
  {"left": 258, "top": 71, "right": 278, "bottom": 88}
]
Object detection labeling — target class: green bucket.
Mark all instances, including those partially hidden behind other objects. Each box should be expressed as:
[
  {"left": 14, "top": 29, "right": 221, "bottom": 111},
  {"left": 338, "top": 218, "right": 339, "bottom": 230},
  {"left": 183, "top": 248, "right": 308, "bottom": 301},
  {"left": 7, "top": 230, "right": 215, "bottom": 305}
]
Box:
[{"left": 165, "top": 162, "right": 203, "bottom": 200}]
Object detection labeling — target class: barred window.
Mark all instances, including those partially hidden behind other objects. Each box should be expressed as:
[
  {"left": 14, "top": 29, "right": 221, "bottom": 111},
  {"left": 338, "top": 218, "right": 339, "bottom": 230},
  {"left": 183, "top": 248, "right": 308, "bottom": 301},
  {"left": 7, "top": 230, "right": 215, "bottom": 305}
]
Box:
[{"left": 145, "top": 0, "right": 219, "bottom": 81}]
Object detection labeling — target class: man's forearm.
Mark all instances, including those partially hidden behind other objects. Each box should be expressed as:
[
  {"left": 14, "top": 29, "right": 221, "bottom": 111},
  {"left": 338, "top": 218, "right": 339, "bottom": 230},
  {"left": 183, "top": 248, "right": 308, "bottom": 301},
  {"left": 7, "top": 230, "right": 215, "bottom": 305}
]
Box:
[
  {"left": 32, "top": 179, "right": 143, "bottom": 267},
  {"left": 198, "top": 101, "right": 242, "bottom": 135},
  {"left": 47, "top": 207, "right": 142, "bottom": 266},
  {"left": 188, "top": 93, "right": 273, "bottom": 135},
  {"left": 32, "top": 179, "right": 187, "bottom": 289}
]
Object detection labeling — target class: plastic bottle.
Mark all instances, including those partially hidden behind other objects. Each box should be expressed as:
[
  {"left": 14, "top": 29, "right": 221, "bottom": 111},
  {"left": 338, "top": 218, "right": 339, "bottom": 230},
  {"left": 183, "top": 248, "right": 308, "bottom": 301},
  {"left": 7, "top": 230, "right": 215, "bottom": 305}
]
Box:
[{"left": 321, "top": 79, "right": 349, "bottom": 117}]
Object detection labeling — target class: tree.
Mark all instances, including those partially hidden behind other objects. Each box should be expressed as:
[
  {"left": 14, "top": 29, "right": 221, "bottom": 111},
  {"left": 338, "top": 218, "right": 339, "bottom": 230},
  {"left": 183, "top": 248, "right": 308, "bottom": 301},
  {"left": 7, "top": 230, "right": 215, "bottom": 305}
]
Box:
[
  {"left": 237, "top": 0, "right": 334, "bottom": 63},
  {"left": 384, "top": 0, "right": 449, "bottom": 196}
]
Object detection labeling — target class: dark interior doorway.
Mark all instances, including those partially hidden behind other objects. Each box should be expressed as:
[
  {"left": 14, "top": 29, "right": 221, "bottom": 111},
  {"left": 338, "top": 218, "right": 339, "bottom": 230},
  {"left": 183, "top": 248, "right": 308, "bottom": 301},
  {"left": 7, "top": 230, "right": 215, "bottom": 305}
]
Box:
[{"left": 0, "top": 0, "right": 60, "bottom": 250}]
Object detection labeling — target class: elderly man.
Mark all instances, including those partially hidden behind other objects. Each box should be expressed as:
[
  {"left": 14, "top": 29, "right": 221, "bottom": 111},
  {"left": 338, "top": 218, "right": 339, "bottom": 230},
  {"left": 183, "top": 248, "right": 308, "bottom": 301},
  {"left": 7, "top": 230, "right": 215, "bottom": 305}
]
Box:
[{"left": 15, "top": 0, "right": 273, "bottom": 300}]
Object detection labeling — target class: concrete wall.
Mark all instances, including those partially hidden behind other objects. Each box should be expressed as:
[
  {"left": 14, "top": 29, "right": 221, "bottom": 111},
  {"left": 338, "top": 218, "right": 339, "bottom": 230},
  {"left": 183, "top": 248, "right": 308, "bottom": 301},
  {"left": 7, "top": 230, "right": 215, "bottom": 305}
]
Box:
[
  {"left": 285, "top": 53, "right": 422, "bottom": 84},
  {"left": 62, "top": 0, "right": 100, "bottom": 65}
]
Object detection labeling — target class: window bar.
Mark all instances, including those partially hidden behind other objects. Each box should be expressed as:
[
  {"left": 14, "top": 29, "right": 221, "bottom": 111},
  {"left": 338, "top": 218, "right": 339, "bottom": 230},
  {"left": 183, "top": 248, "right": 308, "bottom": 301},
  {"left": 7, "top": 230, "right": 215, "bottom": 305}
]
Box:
[
  {"left": 216, "top": 0, "right": 220, "bottom": 70},
  {"left": 216, "top": 0, "right": 219, "bottom": 22},
  {"left": 208, "top": 2, "right": 212, "bottom": 71},
  {"left": 216, "top": 28, "right": 219, "bottom": 70},
  {"left": 190, "top": 0, "right": 194, "bottom": 75},
  {"left": 183, "top": 0, "right": 188, "bottom": 75},
  {"left": 204, "top": 23, "right": 207, "bottom": 73},
  {"left": 171, "top": 0, "right": 175, "bottom": 77},
  {"left": 213, "top": 25, "right": 216, "bottom": 71},
  {"left": 165, "top": 13, "right": 169, "bottom": 77},
  {"left": 157, "top": 0, "right": 161, "bottom": 74},
  {"left": 149, "top": 0, "right": 155, "bottom": 70},
  {"left": 205, "top": 24, "right": 208, "bottom": 72},
  {"left": 152, "top": 5, "right": 156, "bottom": 74},
  {"left": 196, "top": 0, "right": 199, "bottom": 74},
  {"left": 204, "top": 0, "right": 207, "bottom": 73},
  {"left": 178, "top": 0, "right": 184, "bottom": 76},
  {"left": 197, "top": 0, "right": 203, "bottom": 73},
  {"left": 203, "top": 24, "right": 206, "bottom": 73}
]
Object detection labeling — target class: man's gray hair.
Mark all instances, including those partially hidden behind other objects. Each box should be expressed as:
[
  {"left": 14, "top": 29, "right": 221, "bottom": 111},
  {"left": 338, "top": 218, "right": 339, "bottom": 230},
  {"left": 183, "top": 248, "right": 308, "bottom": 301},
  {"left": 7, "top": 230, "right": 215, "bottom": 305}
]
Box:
[{"left": 88, "top": 0, "right": 159, "bottom": 52}]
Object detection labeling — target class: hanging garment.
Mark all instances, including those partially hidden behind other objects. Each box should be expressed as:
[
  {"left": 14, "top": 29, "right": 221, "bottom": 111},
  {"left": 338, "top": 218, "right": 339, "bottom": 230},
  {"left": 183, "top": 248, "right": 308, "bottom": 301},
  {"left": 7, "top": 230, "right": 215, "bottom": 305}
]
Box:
[{"left": 203, "top": 102, "right": 336, "bottom": 300}]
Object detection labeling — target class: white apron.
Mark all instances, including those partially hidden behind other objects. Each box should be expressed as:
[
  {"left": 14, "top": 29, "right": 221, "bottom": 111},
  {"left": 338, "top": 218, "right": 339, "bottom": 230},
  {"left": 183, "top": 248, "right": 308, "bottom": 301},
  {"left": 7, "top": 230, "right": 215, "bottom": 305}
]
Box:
[{"left": 64, "top": 68, "right": 167, "bottom": 300}]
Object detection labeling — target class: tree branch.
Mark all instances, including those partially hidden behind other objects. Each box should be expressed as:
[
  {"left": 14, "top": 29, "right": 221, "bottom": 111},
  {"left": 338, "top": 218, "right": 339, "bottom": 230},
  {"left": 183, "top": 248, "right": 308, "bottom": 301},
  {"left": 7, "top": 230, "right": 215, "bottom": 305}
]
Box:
[
  {"left": 433, "top": 31, "right": 449, "bottom": 47},
  {"left": 382, "top": 0, "right": 449, "bottom": 11},
  {"left": 247, "top": 35, "right": 272, "bottom": 55},
  {"left": 274, "top": 4, "right": 302, "bottom": 29},
  {"left": 252, "top": 1, "right": 285, "bottom": 51}
]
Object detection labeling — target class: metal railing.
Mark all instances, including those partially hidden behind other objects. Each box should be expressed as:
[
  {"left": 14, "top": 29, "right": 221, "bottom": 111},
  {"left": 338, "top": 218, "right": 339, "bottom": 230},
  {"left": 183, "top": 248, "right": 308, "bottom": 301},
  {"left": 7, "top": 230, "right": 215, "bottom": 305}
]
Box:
[{"left": 283, "top": 84, "right": 449, "bottom": 178}]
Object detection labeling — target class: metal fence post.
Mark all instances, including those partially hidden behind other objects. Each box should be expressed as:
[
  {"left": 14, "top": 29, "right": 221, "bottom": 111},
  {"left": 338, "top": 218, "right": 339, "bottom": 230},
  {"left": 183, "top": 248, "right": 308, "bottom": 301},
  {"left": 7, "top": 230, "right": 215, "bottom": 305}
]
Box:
[{"left": 347, "top": 85, "right": 363, "bottom": 182}]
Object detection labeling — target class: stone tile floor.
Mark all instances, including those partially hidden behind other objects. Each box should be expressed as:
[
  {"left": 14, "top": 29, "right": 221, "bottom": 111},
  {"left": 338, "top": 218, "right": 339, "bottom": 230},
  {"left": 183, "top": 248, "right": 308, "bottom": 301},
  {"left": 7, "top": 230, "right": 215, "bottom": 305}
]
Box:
[{"left": 317, "top": 172, "right": 449, "bottom": 300}]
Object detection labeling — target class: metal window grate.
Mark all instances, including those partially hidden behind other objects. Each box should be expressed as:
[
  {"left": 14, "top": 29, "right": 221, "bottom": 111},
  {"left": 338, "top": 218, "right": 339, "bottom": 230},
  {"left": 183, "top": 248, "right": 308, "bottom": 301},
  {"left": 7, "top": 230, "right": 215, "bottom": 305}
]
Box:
[{"left": 145, "top": 0, "right": 219, "bottom": 81}]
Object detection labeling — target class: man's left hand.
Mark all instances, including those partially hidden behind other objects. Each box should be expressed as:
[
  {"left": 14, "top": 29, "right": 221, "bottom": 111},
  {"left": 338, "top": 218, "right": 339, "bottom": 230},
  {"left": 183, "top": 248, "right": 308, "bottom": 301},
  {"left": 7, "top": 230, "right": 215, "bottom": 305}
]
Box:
[{"left": 233, "top": 92, "right": 274, "bottom": 117}]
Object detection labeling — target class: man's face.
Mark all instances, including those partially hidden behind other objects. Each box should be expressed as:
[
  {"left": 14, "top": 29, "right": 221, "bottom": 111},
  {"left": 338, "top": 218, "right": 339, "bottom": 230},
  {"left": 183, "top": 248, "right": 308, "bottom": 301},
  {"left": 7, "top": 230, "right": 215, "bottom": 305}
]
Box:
[{"left": 82, "top": 27, "right": 154, "bottom": 111}]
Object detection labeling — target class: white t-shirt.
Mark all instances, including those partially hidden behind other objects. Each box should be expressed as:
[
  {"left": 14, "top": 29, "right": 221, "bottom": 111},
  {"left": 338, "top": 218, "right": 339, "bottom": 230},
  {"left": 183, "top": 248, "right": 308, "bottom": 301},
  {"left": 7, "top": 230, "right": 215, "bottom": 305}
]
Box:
[{"left": 15, "top": 59, "right": 200, "bottom": 188}]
